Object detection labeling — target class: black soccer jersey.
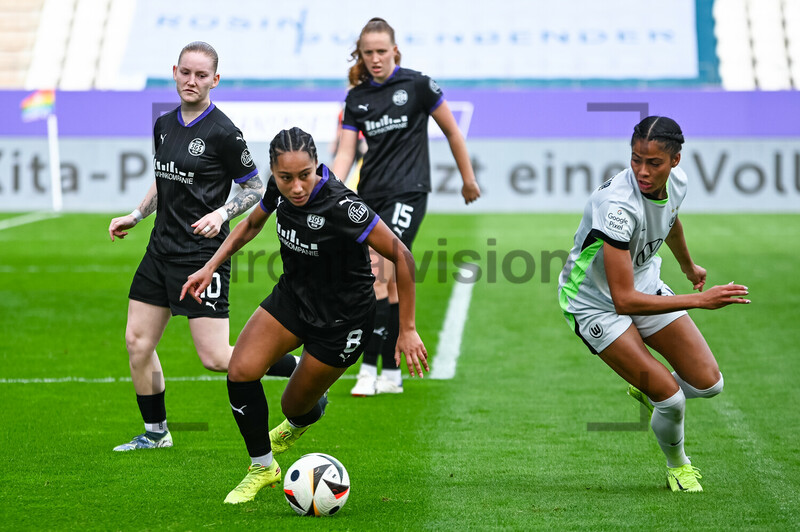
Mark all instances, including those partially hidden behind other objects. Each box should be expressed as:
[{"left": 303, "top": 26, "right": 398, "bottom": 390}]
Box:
[
  {"left": 260, "top": 165, "right": 380, "bottom": 327},
  {"left": 147, "top": 103, "right": 258, "bottom": 261},
  {"left": 341, "top": 66, "right": 444, "bottom": 199}
]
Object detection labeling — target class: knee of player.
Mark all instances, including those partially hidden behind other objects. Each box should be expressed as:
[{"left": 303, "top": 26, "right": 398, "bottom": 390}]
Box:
[
  {"left": 197, "top": 346, "right": 232, "bottom": 373},
  {"left": 651, "top": 388, "right": 686, "bottom": 422},
  {"left": 125, "top": 330, "right": 152, "bottom": 359},
  {"left": 700, "top": 372, "right": 724, "bottom": 398},
  {"left": 201, "top": 358, "right": 228, "bottom": 372}
]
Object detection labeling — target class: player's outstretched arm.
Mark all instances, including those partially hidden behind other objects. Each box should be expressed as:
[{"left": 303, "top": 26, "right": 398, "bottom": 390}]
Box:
[
  {"left": 181, "top": 206, "right": 270, "bottom": 303},
  {"left": 366, "top": 220, "right": 429, "bottom": 378},
  {"left": 604, "top": 242, "right": 750, "bottom": 315},
  {"left": 108, "top": 181, "right": 157, "bottom": 241},
  {"left": 431, "top": 101, "right": 481, "bottom": 204},
  {"left": 191, "top": 174, "right": 265, "bottom": 239}
]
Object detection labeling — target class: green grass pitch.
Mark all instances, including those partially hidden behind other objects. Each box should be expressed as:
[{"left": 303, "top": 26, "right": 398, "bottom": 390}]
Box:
[{"left": 1, "top": 212, "right": 798, "bottom": 530}]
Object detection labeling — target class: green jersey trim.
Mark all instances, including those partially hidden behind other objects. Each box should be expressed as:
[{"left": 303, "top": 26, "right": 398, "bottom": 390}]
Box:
[{"left": 558, "top": 238, "right": 604, "bottom": 316}]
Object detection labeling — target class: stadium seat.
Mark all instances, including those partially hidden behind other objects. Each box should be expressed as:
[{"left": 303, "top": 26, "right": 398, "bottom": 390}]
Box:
[{"left": 0, "top": 0, "right": 42, "bottom": 88}]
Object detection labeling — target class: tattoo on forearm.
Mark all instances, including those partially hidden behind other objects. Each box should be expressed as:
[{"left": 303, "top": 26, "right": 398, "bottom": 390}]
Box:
[
  {"left": 139, "top": 192, "right": 158, "bottom": 217},
  {"left": 224, "top": 175, "right": 264, "bottom": 220}
]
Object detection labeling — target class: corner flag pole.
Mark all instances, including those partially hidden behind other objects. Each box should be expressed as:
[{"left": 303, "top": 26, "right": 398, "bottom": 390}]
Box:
[{"left": 46, "top": 113, "right": 63, "bottom": 212}]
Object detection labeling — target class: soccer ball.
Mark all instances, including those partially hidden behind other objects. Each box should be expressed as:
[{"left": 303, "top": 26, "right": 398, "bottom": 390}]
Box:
[{"left": 283, "top": 453, "right": 350, "bottom": 516}]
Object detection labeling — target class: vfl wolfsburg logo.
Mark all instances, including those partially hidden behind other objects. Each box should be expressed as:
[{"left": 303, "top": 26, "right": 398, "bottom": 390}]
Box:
[
  {"left": 392, "top": 89, "right": 408, "bottom": 106},
  {"left": 307, "top": 214, "right": 325, "bottom": 230},
  {"left": 589, "top": 323, "right": 603, "bottom": 338},
  {"left": 188, "top": 138, "right": 205, "bottom": 156}
]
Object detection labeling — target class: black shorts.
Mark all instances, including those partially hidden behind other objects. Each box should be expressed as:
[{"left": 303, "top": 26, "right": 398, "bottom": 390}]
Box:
[
  {"left": 362, "top": 191, "right": 427, "bottom": 250},
  {"left": 260, "top": 282, "right": 376, "bottom": 368},
  {"left": 129, "top": 251, "right": 230, "bottom": 319}
]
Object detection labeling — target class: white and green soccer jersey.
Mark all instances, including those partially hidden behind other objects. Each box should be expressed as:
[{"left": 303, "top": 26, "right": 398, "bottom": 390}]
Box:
[{"left": 558, "top": 166, "right": 688, "bottom": 321}]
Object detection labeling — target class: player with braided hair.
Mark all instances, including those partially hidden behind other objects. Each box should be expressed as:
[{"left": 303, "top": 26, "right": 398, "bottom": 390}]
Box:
[
  {"left": 182, "top": 127, "right": 428, "bottom": 504},
  {"left": 558, "top": 116, "right": 750, "bottom": 492}
]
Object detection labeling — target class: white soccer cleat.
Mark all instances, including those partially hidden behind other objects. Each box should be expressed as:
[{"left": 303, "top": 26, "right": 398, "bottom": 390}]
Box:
[
  {"left": 375, "top": 375, "right": 403, "bottom": 395},
  {"left": 350, "top": 371, "right": 376, "bottom": 397},
  {"left": 113, "top": 431, "right": 173, "bottom": 451}
]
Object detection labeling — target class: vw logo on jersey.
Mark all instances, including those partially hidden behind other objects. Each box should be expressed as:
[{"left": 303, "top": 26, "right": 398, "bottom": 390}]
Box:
[
  {"left": 240, "top": 149, "right": 253, "bottom": 167},
  {"left": 392, "top": 89, "right": 408, "bottom": 106},
  {"left": 635, "top": 238, "right": 664, "bottom": 267},
  {"left": 188, "top": 138, "right": 205, "bottom": 156},
  {"left": 347, "top": 202, "right": 370, "bottom": 223},
  {"left": 307, "top": 214, "right": 326, "bottom": 230},
  {"left": 589, "top": 323, "right": 603, "bottom": 338}
]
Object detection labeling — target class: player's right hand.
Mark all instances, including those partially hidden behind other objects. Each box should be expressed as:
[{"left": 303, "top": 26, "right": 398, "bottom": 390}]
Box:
[
  {"left": 181, "top": 267, "right": 212, "bottom": 304},
  {"left": 108, "top": 215, "right": 137, "bottom": 241},
  {"left": 698, "top": 283, "right": 750, "bottom": 309}
]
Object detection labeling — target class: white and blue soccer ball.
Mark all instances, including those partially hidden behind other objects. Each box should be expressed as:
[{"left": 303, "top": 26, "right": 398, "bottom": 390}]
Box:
[{"left": 283, "top": 453, "right": 350, "bottom": 516}]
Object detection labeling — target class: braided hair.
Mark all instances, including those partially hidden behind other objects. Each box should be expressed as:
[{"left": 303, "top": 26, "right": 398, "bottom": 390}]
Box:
[
  {"left": 631, "top": 116, "right": 685, "bottom": 157},
  {"left": 269, "top": 127, "right": 318, "bottom": 169}
]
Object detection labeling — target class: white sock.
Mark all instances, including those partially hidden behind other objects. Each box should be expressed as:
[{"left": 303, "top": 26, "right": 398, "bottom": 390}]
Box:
[
  {"left": 651, "top": 389, "right": 689, "bottom": 468},
  {"left": 251, "top": 452, "right": 273, "bottom": 467},
  {"left": 360, "top": 364, "right": 378, "bottom": 378},
  {"left": 382, "top": 369, "right": 402, "bottom": 385},
  {"left": 672, "top": 372, "right": 724, "bottom": 399},
  {"left": 145, "top": 421, "right": 167, "bottom": 434}
]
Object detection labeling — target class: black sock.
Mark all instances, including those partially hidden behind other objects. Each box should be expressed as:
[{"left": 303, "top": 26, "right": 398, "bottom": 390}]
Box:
[
  {"left": 227, "top": 378, "right": 270, "bottom": 457},
  {"left": 266, "top": 353, "right": 298, "bottom": 378},
  {"left": 381, "top": 303, "right": 400, "bottom": 370},
  {"left": 363, "top": 298, "right": 389, "bottom": 366},
  {"left": 287, "top": 401, "right": 323, "bottom": 428},
  {"left": 136, "top": 390, "right": 166, "bottom": 429}
]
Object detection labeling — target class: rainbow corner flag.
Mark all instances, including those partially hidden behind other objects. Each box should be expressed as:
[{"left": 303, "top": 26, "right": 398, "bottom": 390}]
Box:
[{"left": 20, "top": 89, "right": 55, "bottom": 122}]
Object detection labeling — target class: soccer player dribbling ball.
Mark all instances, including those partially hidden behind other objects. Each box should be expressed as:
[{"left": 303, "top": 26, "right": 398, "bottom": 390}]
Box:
[
  {"left": 332, "top": 17, "right": 480, "bottom": 396},
  {"left": 181, "top": 127, "right": 429, "bottom": 504},
  {"left": 557, "top": 116, "right": 750, "bottom": 492},
  {"left": 108, "top": 42, "right": 298, "bottom": 452}
]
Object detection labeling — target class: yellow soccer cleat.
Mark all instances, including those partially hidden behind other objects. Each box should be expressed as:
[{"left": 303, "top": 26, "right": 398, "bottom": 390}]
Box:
[
  {"left": 666, "top": 463, "right": 703, "bottom": 492},
  {"left": 627, "top": 385, "right": 655, "bottom": 418},
  {"left": 223, "top": 460, "right": 281, "bottom": 504},
  {"left": 269, "top": 419, "right": 309, "bottom": 455}
]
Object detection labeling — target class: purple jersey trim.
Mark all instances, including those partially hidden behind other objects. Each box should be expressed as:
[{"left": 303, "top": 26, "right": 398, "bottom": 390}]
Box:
[
  {"left": 356, "top": 214, "right": 380, "bottom": 244},
  {"left": 308, "top": 165, "right": 330, "bottom": 203},
  {"left": 342, "top": 124, "right": 359, "bottom": 132},
  {"left": 259, "top": 197, "right": 274, "bottom": 214},
  {"left": 234, "top": 168, "right": 258, "bottom": 184},
  {"left": 177, "top": 102, "right": 216, "bottom": 127},
  {"left": 369, "top": 65, "right": 400, "bottom": 87},
  {"left": 429, "top": 95, "right": 445, "bottom": 114}
]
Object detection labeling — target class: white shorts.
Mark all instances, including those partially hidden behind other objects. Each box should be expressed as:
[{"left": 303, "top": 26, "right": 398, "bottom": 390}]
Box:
[{"left": 566, "top": 280, "right": 687, "bottom": 354}]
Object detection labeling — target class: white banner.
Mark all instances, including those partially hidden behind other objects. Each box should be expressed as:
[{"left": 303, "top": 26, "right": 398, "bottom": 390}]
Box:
[
  {"left": 1, "top": 138, "right": 798, "bottom": 213},
  {"left": 119, "top": 0, "right": 698, "bottom": 87}
]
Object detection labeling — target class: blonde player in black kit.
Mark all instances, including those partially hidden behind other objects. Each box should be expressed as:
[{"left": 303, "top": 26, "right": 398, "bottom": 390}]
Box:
[
  {"left": 108, "top": 42, "right": 299, "bottom": 452},
  {"left": 333, "top": 17, "right": 480, "bottom": 396},
  {"left": 181, "top": 127, "right": 428, "bottom": 504}
]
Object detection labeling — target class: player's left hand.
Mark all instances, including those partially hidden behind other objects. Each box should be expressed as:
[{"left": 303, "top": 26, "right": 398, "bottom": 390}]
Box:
[
  {"left": 192, "top": 211, "right": 224, "bottom": 238},
  {"left": 395, "top": 329, "right": 429, "bottom": 378},
  {"left": 462, "top": 180, "right": 481, "bottom": 204},
  {"left": 685, "top": 264, "right": 707, "bottom": 291}
]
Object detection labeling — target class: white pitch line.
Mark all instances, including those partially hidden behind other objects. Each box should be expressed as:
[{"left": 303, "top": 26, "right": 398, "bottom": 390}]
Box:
[
  {"left": 0, "top": 211, "right": 59, "bottom": 231},
  {"left": 429, "top": 278, "right": 474, "bottom": 380},
  {"left": 0, "top": 374, "right": 358, "bottom": 385}
]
